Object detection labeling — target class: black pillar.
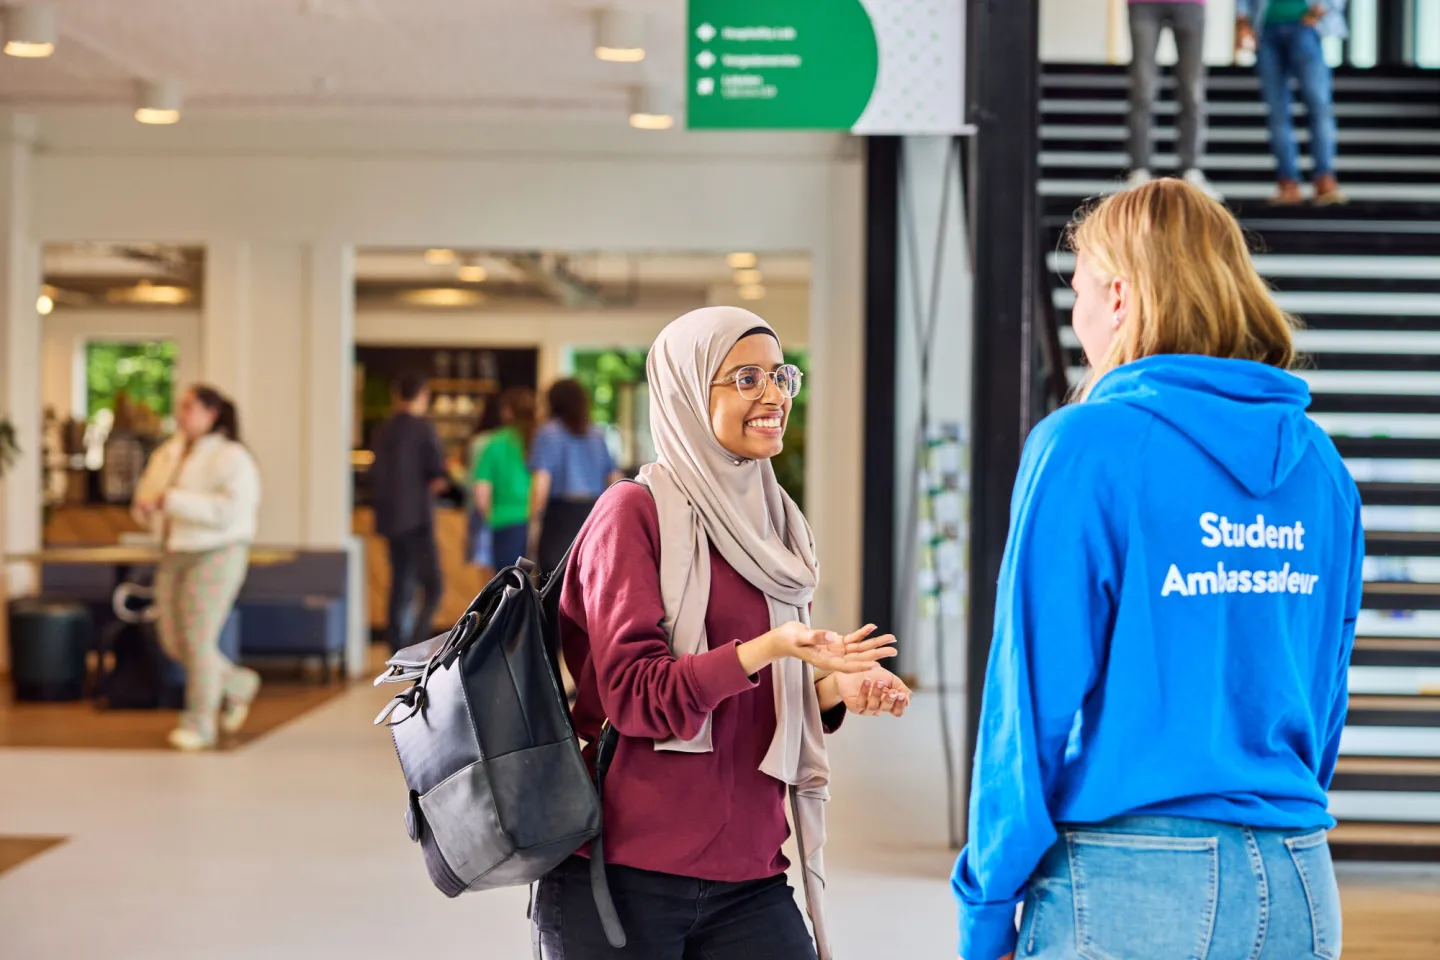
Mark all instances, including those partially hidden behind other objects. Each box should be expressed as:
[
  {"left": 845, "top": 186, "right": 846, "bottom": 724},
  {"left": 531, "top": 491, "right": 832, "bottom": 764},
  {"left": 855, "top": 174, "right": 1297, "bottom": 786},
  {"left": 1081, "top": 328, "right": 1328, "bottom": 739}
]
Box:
[
  {"left": 965, "top": 0, "right": 1042, "bottom": 773},
  {"left": 1377, "top": 0, "right": 1410, "bottom": 67},
  {"left": 862, "top": 137, "right": 901, "bottom": 640}
]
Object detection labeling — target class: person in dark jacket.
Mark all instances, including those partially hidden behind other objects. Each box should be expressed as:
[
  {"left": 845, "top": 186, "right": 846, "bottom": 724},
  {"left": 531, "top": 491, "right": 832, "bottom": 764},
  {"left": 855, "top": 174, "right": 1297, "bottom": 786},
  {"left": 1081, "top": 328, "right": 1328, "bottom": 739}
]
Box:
[{"left": 369, "top": 372, "right": 448, "bottom": 652}]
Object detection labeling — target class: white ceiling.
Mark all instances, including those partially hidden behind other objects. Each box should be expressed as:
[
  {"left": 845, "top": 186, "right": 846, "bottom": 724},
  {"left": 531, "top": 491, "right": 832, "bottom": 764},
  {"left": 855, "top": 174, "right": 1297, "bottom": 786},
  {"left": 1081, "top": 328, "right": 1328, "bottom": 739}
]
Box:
[
  {"left": 0, "top": 0, "right": 686, "bottom": 121},
  {"left": 355, "top": 250, "right": 812, "bottom": 287}
]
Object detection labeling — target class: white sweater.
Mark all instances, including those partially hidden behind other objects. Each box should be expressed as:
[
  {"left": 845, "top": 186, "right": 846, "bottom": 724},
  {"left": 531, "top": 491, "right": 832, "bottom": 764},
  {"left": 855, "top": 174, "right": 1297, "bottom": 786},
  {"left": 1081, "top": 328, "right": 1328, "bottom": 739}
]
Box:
[{"left": 132, "top": 434, "right": 262, "bottom": 552}]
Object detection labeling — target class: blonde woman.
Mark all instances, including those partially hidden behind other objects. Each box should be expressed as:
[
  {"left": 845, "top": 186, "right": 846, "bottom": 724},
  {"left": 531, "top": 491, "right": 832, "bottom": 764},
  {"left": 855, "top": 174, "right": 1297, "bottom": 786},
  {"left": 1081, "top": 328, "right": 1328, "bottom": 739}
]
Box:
[
  {"left": 133, "top": 385, "right": 262, "bottom": 751},
  {"left": 953, "top": 180, "right": 1362, "bottom": 960}
]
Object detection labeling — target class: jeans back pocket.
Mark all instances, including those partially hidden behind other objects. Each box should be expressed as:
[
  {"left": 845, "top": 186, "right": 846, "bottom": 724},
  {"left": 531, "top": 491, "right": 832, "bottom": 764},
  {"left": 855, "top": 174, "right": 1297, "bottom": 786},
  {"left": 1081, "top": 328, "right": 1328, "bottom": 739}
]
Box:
[
  {"left": 1285, "top": 831, "right": 1342, "bottom": 960},
  {"left": 1067, "top": 831, "right": 1219, "bottom": 960}
]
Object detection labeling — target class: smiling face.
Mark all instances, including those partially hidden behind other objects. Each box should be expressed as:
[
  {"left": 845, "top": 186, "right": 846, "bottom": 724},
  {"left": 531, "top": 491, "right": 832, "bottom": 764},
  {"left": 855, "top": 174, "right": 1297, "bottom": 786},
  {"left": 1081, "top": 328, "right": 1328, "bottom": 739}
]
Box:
[{"left": 709, "top": 333, "right": 791, "bottom": 461}]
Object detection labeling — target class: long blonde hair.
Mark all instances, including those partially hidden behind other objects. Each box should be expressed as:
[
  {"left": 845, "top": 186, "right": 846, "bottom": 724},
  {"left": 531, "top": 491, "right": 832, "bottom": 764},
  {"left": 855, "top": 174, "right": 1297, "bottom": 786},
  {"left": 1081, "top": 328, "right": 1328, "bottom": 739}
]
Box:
[{"left": 1067, "top": 179, "right": 1298, "bottom": 399}]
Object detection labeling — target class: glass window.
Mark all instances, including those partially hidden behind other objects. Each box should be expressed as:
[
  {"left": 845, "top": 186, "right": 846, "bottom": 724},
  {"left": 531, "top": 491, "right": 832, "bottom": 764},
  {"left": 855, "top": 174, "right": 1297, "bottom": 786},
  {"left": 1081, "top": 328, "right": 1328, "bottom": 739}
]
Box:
[{"left": 85, "top": 340, "right": 177, "bottom": 421}]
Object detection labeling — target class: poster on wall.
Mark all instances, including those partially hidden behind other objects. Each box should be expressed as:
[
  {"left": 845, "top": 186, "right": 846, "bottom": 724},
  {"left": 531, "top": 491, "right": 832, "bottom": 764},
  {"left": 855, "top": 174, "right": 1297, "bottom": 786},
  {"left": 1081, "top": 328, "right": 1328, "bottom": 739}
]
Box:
[{"left": 686, "top": 0, "right": 966, "bottom": 134}]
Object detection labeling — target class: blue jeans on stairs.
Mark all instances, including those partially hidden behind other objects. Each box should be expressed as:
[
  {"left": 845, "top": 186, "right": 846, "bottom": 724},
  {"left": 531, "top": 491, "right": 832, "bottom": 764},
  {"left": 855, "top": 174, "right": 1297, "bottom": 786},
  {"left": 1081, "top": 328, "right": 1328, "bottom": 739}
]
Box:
[
  {"left": 1018, "top": 816, "right": 1342, "bottom": 959},
  {"left": 1255, "top": 22, "right": 1338, "bottom": 183}
]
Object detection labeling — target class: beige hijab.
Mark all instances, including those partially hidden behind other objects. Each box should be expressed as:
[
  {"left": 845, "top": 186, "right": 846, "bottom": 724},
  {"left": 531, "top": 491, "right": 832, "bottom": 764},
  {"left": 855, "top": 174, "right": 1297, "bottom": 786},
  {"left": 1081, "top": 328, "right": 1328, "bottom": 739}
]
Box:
[{"left": 637, "top": 306, "right": 832, "bottom": 959}]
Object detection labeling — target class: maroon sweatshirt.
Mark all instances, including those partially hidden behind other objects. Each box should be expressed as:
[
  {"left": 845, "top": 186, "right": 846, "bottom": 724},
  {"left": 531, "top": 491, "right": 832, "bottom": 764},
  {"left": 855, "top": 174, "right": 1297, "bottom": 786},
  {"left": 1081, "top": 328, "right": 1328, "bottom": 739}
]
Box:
[{"left": 559, "top": 481, "right": 838, "bottom": 882}]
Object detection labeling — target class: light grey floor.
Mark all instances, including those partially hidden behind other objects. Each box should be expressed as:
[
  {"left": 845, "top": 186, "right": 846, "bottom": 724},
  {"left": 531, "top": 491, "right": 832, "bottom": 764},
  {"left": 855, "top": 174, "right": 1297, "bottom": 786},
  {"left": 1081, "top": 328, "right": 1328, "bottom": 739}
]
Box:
[{"left": 0, "top": 680, "right": 968, "bottom": 959}]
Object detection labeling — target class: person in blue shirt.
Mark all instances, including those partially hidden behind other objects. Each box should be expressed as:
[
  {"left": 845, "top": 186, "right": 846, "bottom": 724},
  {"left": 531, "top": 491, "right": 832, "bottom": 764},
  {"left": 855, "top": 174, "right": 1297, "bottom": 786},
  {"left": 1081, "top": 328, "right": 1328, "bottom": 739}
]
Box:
[
  {"left": 1235, "top": 0, "right": 1349, "bottom": 205},
  {"left": 952, "top": 179, "right": 1363, "bottom": 960},
  {"left": 529, "top": 378, "right": 623, "bottom": 576}
]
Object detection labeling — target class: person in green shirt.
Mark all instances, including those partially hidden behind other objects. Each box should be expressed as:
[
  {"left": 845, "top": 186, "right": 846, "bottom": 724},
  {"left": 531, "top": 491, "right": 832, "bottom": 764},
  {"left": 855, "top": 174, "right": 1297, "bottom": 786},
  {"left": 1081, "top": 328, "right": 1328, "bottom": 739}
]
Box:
[{"left": 473, "top": 387, "right": 536, "bottom": 569}]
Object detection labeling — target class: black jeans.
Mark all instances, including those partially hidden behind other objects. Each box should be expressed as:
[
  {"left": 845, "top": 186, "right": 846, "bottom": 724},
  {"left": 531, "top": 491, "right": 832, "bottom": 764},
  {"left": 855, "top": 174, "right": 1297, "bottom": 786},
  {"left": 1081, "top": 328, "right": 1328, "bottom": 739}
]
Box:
[
  {"left": 385, "top": 528, "right": 441, "bottom": 652},
  {"left": 533, "top": 857, "right": 817, "bottom": 960}
]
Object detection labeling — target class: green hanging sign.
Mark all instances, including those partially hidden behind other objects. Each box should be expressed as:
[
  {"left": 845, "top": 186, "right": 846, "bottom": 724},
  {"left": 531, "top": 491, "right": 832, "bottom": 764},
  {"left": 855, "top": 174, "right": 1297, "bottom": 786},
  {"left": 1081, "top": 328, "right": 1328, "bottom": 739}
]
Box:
[{"left": 686, "top": 0, "right": 966, "bottom": 134}]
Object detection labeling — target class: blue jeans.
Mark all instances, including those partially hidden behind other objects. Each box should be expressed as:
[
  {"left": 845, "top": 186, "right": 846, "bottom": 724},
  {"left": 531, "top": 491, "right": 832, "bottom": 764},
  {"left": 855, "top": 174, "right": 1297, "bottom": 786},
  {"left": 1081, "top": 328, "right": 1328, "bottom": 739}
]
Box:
[
  {"left": 1255, "top": 22, "right": 1338, "bottom": 182},
  {"left": 490, "top": 522, "right": 529, "bottom": 569},
  {"left": 1019, "top": 816, "right": 1342, "bottom": 959}
]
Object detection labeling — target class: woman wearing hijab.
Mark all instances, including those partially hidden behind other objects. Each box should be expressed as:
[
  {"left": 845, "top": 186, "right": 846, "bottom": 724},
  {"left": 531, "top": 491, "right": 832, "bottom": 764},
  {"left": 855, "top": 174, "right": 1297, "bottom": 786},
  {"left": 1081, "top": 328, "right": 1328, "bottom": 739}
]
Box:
[{"left": 533, "top": 307, "right": 909, "bottom": 960}]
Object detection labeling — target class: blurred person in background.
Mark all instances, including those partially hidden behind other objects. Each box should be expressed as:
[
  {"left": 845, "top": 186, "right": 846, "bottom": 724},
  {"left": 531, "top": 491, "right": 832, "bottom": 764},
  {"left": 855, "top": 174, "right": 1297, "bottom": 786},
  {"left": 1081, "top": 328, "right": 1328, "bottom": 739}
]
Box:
[
  {"left": 952, "top": 180, "right": 1361, "bottom": 960},
  {"left": 464, "top": 418, "right": 497, "bottom": 569},
  {"left": 529, "top": 378, "right": 622, "bottom": 576},
  {"left": 132, "top": 384, "right": 261, "bottom": 752},
  {"left": 473, "top": 386, "right": 537, "bottom": 569},
  {"left": 371, "top": 372, "right": 448, "bottom": 653},
  {"left": 1126, "top": 0, "right": 1215, "bottom": 196},
  {"left": 1236, "top": 0, "right": 1349, "bottom": 205}
]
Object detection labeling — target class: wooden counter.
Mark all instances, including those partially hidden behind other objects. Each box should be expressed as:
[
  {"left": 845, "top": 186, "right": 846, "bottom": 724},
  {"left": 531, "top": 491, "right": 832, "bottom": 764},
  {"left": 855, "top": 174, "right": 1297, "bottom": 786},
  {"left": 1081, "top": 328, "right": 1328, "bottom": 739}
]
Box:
[{"left": 352, "top": 507, "right": 487, "bottom": 632}]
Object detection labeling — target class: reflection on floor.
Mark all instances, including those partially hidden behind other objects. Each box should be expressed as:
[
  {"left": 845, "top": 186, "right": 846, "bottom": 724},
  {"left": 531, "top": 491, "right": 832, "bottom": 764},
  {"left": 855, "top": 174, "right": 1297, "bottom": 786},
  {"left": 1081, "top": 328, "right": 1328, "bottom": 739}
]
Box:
[
  {"left": 0, "top": 667, "right": 350, "bottom": 751},
  {"left": 0, "top": 682, "right": 1437, "bottom": 957},
  {"left": 0, "top": 837, "right": 65, "bottom": 878}
]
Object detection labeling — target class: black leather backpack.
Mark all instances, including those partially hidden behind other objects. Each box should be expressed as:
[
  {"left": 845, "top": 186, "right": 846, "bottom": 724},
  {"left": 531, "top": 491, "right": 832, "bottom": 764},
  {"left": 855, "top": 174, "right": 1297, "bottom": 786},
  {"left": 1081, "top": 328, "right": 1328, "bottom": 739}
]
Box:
[{"left": 374, "top": 554, "right": 625, "bottom": 947}]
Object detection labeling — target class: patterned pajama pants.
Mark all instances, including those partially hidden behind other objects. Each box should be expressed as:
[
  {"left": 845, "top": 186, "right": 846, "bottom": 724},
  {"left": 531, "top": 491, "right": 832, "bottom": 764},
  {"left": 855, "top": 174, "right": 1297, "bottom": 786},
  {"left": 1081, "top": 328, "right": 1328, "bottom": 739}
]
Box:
[{"left": 154, "top": 544, "right": 259, "bottom": 742}]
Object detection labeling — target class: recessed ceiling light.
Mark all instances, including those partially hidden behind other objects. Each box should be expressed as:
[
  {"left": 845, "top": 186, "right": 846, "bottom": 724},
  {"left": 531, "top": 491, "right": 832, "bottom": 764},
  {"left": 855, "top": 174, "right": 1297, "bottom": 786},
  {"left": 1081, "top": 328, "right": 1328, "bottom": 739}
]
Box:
[
  {"left": 739, "top": 284, "right": 766, "bottom": 301},
  {"left": 629, "top": 85, "right": 676, "bottom": 131},
  {"left": 727, "top": 252, "right": 758, "bottom": 270},
  {"left": 400, "top": 287, "right": 483, "bottom": 308},
  {"left": 107, "top": 280, "right": 191, "bottom": 305},
  {"left": 457, "top": 264, "right": 487, "bottom": 283},
  {"left": 36, "top": 294, "right": 53, "bottom": 316},
  {"left": 3, "top": 4, "right": 56, "bottom": 58},
  {"left": 595, "top": 9, "right": 646, "bottom": 62},
  {"left": 135, "top": 80, "right": 182, "bottom": 124},
  {"left": 733, "top": 269, "right": 763, "bottom": 286},
  {"left": 424, "top": 248, "right": 457, "bottom": 266}
]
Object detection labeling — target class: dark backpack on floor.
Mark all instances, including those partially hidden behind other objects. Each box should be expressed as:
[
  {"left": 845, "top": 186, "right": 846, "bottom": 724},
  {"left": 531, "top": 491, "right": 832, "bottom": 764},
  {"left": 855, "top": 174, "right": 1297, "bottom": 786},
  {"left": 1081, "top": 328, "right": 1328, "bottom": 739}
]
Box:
[{"left": 374, "top": 553, "right": 626, "bottom": 948}]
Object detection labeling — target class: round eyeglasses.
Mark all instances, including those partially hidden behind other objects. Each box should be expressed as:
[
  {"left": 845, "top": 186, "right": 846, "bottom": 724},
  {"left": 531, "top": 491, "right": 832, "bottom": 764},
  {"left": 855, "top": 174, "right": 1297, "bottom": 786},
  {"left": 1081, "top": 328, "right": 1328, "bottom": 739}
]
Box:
[{"left": 711, "top": 363, "right": 804, "bottom": 401}]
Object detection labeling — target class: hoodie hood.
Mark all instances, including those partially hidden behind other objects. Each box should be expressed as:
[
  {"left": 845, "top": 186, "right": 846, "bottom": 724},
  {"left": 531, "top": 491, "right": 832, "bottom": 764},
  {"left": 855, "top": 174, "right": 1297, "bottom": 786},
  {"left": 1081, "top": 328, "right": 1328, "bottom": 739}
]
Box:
[{"left": 1090, "top": 354, "right": 1314, "bottom": 498}]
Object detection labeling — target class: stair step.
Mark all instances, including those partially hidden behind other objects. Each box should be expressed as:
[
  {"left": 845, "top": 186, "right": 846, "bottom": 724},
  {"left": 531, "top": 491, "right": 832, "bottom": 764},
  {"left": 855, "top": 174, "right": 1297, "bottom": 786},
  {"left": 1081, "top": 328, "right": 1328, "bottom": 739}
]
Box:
[
  {"left": 1359, "top": 483, "right": 1440, "bottom": 508},
  {"left": 1365, "top": 531, "right": 1440, "bottom": 557},
  {"left": 1313, "top": 396, "right": 1440, "bottom": 416},
  {"left": 1335, "top": 438, "right": 1440, "bottom": 460},
  {"left": 1364, "top": 583, "right": 1440, "bottom": 612},
  {"left": 1353, "top": 637, "right": 1440, "bottom": 669},
  {"left": 1348, "top": 694, "right": 1440, "bottom": 727},
  {"left": 1329, "top": 821, "right": 1440, "bottom": 861},
  {"left": 1333, "top": 756, "right": 1440, "bottom": 793}
]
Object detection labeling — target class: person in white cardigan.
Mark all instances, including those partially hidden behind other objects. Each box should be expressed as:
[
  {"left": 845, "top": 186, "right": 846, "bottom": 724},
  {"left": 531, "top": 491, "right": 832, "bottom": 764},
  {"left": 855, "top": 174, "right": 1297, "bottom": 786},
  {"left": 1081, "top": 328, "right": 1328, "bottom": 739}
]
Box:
[{"left": 132, "top": 385, "right": 262, "bottom": 751}]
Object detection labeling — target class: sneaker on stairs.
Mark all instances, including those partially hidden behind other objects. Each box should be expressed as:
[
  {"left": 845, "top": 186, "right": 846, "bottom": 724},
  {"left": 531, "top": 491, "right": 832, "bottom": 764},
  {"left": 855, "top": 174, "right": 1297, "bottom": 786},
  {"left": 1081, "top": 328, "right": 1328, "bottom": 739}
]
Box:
[
  {"left": 1126, "top": 168, "right": 1153, "bottom": 189},
  {"left": 1183, "top": 168, "right": 1223, "bottom": 200}
]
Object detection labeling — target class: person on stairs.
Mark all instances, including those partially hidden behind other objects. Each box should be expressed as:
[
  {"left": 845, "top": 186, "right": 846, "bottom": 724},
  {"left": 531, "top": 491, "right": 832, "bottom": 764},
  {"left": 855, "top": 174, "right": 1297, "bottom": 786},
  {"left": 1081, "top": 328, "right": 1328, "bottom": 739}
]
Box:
[
  {"left": 133, "top": 385, "right": 263, "bottom": 752},
  {"left": 1236, "top": 0, "right": 1349, "bottom": 205},
  {"left": 1126, "top": 0, "right": 1218, "bottom": 197},
  {"left": 952, "top": 180, "right": 1362, "bottom": 959},
  {"left": 533, "top": 307, "right": 911, "bottom": 960}
]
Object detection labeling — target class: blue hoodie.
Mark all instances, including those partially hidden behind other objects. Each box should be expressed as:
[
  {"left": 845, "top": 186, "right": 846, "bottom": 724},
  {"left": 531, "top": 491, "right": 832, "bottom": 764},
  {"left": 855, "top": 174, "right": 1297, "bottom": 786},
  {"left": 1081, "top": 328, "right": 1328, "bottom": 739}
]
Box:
[{"left": 951, "top": 355, "right": 1364, "bottom": 960}]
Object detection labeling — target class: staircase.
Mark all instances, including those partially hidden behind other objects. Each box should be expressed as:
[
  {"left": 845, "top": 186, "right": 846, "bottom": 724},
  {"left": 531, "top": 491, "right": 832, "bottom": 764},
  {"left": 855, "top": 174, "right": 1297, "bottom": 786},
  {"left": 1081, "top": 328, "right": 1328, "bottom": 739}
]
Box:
[{"left": 1040, "top": 63, "right": 1440, "bottom": 861}]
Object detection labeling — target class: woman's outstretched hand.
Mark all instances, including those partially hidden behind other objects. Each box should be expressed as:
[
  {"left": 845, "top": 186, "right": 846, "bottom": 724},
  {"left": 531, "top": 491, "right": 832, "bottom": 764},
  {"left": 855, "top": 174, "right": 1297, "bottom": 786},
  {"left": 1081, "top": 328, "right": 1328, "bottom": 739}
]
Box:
[
  {"left": 737, "top": 621, "right": 897, "bottom": 677},
  {"left": 831, "top": 666, "right": 911, "bottom": 717}
]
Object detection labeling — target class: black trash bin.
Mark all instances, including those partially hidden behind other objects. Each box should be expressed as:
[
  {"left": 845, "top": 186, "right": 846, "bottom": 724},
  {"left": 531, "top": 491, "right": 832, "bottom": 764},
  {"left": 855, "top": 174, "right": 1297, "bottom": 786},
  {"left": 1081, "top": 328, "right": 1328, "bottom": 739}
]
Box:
[{"left": 8, "top": 599, "right": 92, "bottom": 701}]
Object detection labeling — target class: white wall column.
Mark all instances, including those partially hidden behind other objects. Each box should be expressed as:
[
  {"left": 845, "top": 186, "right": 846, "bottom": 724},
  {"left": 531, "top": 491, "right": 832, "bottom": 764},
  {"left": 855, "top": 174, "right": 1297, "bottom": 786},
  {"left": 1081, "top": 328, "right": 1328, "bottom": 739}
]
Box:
[
  {"left": 203, "top": 240, "right": 251, "bottom": 407},
  {"left": 894, "top": 136, "right": 973, "bottom": 691},
  {"left": 302, "top": 241, "right": 366, "bottom": 677},
  {"left": 806, "top": 159, "right": 866, "bottom": 631},
  {"left": 0, "top": 114, "right": 41, "bottom": 562}
]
